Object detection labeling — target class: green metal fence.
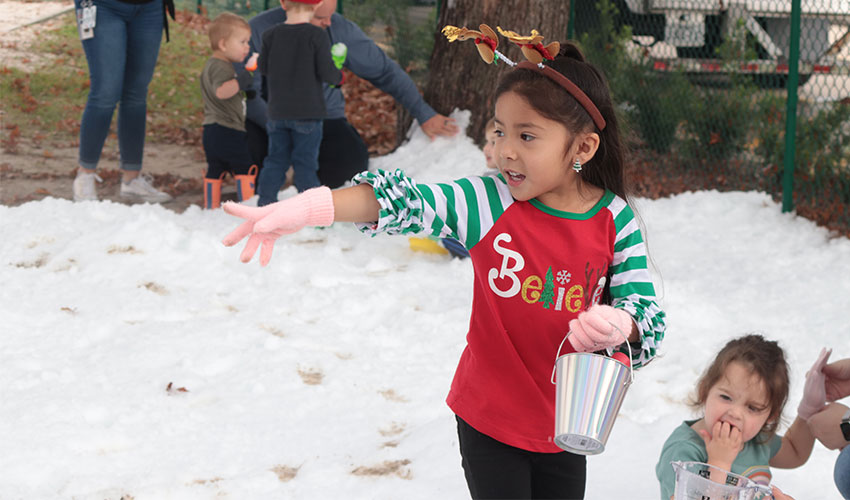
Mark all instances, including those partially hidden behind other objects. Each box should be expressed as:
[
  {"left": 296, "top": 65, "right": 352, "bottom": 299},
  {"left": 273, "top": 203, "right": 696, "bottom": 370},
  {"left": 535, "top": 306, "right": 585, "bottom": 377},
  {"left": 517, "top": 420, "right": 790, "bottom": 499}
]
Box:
[{"left": 570, "top": 0, "right": 850, "bottom": 235}]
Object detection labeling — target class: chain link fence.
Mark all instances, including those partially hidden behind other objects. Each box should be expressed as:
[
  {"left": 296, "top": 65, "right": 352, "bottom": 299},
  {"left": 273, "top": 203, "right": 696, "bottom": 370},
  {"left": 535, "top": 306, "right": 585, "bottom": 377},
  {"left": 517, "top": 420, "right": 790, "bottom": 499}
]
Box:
[
  {"left": 571, "top": 0, "right": 850, "bottom": 236},
  {"left": 173, "top": 0, "right": 267, "bottom": 20},
  {"left": 175, "top": 0, "right": 849, "bottom": 234}
]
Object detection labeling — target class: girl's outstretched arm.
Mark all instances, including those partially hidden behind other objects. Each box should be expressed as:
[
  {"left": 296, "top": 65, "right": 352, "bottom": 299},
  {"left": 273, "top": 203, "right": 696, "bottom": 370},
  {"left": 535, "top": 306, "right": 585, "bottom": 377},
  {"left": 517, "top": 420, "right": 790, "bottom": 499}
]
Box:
[
  {"left": 332, "top": 184, "right": 381, "bottom": 222},
  {"left": 769, "top": 416, "right": 815, "bottom": 468},
  {"left": 222, "top": 185, "right": 380, "bottom": 266}
]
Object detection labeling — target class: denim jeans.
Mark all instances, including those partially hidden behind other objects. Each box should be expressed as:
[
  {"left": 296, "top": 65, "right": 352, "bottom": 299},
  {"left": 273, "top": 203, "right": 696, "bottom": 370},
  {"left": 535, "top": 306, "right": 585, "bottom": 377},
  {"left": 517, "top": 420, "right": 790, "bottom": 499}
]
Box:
[
  {"left": 77, "top": 0, "right": 162, "bottom": 171},
  {"left": 836, "top": 445, "right": 850, "bottom": 499},
  {"left": 258, "top": 118, "right": 323, "bottom": 206}
]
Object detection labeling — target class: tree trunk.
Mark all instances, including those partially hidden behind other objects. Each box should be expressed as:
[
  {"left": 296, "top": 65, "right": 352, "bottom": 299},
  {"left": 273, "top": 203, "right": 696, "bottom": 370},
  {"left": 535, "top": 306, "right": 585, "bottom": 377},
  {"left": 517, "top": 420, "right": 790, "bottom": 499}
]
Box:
[{"left": 424, "top": 0, "right": 571, "bottom": 144}]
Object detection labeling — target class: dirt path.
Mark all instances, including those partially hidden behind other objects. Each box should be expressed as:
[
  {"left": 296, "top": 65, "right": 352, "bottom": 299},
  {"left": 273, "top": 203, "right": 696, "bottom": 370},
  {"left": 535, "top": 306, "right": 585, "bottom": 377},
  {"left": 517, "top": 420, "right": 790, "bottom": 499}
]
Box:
[
  {"left": 1, "top": 0, "right": 75, "bottom": 70},
  {"left": 0, "top": 140, "right": 209, "bottom": 211}
]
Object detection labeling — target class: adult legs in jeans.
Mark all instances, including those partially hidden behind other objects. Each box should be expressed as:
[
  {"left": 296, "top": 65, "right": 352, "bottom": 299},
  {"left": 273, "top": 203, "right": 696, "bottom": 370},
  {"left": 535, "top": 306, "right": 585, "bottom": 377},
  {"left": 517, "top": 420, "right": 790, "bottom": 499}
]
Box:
[
  {"left": 288, "top": 119, "right": 322, "bottom": 193},
  {"left": 78, "top": 0, "right": 162, "bottom": 175},
  {"left": 836, "top": 445, "right": 850, "bottom": 499},
  {"left": 456, "top": 416, "right": 586, "bottom": 499}
]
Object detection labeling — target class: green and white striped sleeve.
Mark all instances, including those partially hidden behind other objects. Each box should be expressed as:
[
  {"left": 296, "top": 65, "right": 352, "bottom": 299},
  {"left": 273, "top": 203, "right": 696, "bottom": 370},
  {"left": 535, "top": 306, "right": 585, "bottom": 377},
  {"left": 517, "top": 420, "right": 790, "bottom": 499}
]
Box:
[
  {"left": 606, "top": 196, "right": 666, "bottom": 369},
  {"left": 352, "top": 169, "right": 514, "bottom": 249}
]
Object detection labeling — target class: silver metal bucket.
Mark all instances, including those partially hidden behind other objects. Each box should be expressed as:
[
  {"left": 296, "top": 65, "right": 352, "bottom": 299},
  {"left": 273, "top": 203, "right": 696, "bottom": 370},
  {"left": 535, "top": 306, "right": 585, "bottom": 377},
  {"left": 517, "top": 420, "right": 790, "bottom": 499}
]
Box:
[
  {"left": 671, "top": 461, "right": 773, "bottom": 500},
  {"left": 551, "top": 328, "right": 633, "bottom": 455}
]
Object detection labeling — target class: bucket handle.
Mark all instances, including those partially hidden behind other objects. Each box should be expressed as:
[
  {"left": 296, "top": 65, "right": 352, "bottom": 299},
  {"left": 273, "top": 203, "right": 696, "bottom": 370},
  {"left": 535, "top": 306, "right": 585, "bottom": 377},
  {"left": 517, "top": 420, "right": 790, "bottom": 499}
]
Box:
[{"left": 551, "top": 321, "right": 635, "bottom": 386}]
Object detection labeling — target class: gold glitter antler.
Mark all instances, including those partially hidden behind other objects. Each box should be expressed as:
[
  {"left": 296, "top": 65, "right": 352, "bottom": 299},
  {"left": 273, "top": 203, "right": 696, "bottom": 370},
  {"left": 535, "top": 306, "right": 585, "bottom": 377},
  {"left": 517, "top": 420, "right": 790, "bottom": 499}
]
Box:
[
  {"left": 496, "top": 26, "right": 560, "bottom": 64},
  {"left": 441, "top": 24, "right": 499, "bottom": 64}
]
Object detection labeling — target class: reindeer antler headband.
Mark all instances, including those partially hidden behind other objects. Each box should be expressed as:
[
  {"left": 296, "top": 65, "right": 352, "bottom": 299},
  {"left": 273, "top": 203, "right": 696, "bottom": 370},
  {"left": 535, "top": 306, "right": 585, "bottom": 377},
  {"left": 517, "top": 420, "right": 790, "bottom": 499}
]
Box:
[{"left": 441, "top": 24, "right": 606, "bottom": 131}]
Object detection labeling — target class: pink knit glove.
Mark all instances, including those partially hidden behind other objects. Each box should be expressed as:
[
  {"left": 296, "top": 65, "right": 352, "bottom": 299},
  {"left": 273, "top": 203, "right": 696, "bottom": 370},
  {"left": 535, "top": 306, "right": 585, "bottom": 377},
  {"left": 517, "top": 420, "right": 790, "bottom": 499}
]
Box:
[
  {"left": 222, "top": 186, "right": 335, "bottom": 266},
  {"left": 798, "top": 347, "right": 832, "bottom": 420},
  {"left": 568, "top": 304, "right": 634, "bottom": 353}
]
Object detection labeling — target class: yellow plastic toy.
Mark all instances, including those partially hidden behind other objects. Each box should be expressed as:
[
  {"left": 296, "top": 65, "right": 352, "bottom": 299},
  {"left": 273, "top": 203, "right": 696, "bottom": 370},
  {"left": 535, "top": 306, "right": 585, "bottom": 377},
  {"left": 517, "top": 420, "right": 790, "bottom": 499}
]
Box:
[{"left": 408, "top": 237, "right": 450, "bottom": 255}]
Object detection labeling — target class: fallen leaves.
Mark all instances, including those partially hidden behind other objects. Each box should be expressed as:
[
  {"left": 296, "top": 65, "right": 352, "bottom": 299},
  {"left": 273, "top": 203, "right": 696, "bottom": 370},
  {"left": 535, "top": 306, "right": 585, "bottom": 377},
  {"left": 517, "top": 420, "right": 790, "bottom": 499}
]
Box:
[
  {"left": 342, "top": 72, "right": 398, "bottom": 156},
  {"left": 351, "top": 459, "right": 412, "bottom": 479},
  {"left": 378, "top": 389, "right": 408, "bottom": 402},
  {"left": 297, "top": 366, "right": 324, "bottom": 386},
  {"left": 13, "top": 253, "right": 48, "bottom": 268},
  {"left": 270, "top": 465, "right": 300, "bottom": 482},
  {"left": 139, "top": 282, "right": 168, "bottom": 296},
  {"left": 107, "top": 245, "right": 142, "bottom": 255},
  {"left": 2, "top": 124, "right": 21, "bottom": 154},
  {"left": 626, "top": 147, "right": 850, "bottom": 239},
  {"left": 166, "top": 382, "right": 188, "bottom": 394}
]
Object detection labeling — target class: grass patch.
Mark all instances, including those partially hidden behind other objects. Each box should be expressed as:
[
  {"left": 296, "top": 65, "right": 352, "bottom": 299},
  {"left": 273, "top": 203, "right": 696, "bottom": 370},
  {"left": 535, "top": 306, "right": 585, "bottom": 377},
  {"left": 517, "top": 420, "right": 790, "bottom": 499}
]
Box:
[
  {"left": 2, "top": 11, "right": 400, "bottom": 158},
  {"left": 1, "top": 11, "right": 210, "bottom": 149}
]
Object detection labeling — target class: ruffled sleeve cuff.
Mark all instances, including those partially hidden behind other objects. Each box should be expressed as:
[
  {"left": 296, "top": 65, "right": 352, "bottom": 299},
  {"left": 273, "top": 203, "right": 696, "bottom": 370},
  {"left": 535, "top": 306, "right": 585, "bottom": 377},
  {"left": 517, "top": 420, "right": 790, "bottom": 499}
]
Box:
[{"left": 352, "top": 169, "right": 427, "bottom": 236}]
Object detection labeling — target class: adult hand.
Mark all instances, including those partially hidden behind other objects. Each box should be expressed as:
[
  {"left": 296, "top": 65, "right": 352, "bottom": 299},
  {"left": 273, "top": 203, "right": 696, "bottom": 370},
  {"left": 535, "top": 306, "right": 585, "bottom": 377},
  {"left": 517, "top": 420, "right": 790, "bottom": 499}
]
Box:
[
  {"left": 809, "top": 402, "right": 850, "bottom": 450},
  {"left": 567, "top": 304, "right": 634, "bottom": 353},
  {"left": 824, "top": 358, "right": 850, "bottom": 401},
  {"left": 798, "top": 347, "right": 831, "bottom": 420},
  {"left": 221, "top": 186, "right": 334, "bottom": 266},
  {"left": 421, "top": 114, "right": 459, "bottom": 140},
  {"left": 698, "top": 421, "right": 743, "bottom": 472}
]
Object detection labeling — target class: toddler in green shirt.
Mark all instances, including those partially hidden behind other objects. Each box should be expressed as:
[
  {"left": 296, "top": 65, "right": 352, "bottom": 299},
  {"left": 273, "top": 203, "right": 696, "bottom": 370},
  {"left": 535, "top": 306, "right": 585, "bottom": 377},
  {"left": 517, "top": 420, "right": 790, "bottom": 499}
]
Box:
[{"left": 656, "top": 335, "right": 828, "bottom": 499}]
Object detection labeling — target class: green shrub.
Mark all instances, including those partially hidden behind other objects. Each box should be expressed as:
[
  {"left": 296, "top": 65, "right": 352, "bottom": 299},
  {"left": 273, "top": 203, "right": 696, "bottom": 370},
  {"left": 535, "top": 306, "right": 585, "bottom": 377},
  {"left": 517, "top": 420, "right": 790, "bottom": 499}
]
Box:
[
  {"left": 342, "top": 0, "right": 435, "bottom": 81},
  {"left": 578, "top": 0, "right": 690, "bottom": 154},
  {"left": 678, "top": 26, "right": 760, "bottom": 162},
  {"left": 756, "top": 96, "right": 850, "bottom": 197},
  {"left": 625, "top": 67, "right": 692, "bottom": 154},
  {"left": 1, "top": 14, "right": 208, "bottom": 146},
  {"left": 681, "top": 83, "right": 755, "bottom": 161}
]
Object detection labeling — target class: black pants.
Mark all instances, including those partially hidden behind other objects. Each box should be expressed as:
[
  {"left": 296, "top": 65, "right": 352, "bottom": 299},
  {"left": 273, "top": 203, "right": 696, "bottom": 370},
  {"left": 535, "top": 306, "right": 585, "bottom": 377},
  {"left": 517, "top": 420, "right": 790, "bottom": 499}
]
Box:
[
  {"left": 245, "top": 117, "right": 369, "bottom": 189},
  {"left": 456, "top": 416, "right": 586, "bottom": 500},
  {"left": 202, "top": 124, "right": 253, "bottom": 179}
]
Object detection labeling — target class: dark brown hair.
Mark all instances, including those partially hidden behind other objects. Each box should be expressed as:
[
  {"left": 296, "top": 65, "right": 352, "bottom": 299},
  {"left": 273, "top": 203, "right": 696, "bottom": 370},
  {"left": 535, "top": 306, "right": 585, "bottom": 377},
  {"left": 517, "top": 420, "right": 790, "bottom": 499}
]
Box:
[
  {"left": 690, "top": 334, "right": 790, "bottom": 440},
  {"left": 494, "top": 42, "right": 627, "bottom": 200}
]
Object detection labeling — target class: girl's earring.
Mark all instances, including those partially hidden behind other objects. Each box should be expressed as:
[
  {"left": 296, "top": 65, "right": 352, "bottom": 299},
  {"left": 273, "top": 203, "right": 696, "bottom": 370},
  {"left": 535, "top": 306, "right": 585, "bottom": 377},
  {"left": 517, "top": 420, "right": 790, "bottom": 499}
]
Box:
[{"left": 572, "top": 159, "right": 582, "bottom": 173}]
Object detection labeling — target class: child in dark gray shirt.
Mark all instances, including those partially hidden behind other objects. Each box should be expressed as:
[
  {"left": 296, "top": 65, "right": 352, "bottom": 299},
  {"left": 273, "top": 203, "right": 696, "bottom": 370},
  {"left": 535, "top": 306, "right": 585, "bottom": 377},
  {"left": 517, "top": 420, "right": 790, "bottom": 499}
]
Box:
[
  {"left": 200, "top": 13, "right": 259, "bottom": 209},
  {"left": 256, "top": 0, "right": 343, "bottom": 206}
]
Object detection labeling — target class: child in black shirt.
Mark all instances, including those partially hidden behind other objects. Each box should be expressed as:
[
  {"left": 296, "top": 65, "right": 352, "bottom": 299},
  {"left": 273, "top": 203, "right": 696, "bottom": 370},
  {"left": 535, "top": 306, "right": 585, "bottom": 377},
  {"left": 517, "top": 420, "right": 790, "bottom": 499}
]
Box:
[{"left": 256, "top": 0, "right": 343, "bottom": 206}]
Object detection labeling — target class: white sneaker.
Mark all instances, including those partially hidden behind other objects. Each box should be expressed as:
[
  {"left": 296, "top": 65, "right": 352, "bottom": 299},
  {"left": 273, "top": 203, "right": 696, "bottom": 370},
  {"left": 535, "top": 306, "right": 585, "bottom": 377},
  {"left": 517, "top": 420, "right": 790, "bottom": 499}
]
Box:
[
  {"left": 120, "top": 173, "right": 173, "bottom": 203},
  {"left": 73, "top": 170, "right": 102, "bottom": 201}
]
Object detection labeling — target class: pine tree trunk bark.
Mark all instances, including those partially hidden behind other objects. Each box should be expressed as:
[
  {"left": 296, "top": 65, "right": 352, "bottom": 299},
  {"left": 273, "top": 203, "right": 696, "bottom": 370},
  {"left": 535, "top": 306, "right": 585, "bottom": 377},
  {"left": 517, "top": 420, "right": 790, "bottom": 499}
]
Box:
[{"left": 423, "top": 0, "right": 571, "bottom": 144}]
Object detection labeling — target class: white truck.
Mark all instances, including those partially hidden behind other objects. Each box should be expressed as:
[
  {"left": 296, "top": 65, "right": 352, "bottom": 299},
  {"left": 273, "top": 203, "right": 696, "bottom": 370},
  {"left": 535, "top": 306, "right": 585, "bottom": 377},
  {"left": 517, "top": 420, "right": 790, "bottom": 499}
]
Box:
[{"left": 575, "top": 0, "right": 850, "bottom": 87}]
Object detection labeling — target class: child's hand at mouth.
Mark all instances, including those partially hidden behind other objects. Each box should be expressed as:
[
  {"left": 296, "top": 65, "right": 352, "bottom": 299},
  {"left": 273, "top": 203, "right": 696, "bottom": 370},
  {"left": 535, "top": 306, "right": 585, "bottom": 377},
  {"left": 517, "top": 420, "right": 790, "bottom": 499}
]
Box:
[{"left": 699, "top": 420, "right": 744, "bottom": 471}]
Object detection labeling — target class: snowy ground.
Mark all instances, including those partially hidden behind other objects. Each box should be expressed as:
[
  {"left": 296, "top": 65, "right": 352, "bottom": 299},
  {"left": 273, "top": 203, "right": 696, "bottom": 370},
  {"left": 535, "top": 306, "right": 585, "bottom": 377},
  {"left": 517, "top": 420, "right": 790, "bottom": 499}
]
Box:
[{"left": 2, "top": 111, "right": 848, "bottom": 499}]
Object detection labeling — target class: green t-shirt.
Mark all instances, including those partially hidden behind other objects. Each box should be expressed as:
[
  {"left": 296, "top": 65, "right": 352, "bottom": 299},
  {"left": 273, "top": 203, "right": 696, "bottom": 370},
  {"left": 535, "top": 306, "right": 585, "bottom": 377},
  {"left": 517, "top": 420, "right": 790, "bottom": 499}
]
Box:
[
  {"left": 200, "top": 57, "right": 246, "bottom": 132},
  {"left": 655, "top": 420, "right": 782, "bottom": 499}
]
